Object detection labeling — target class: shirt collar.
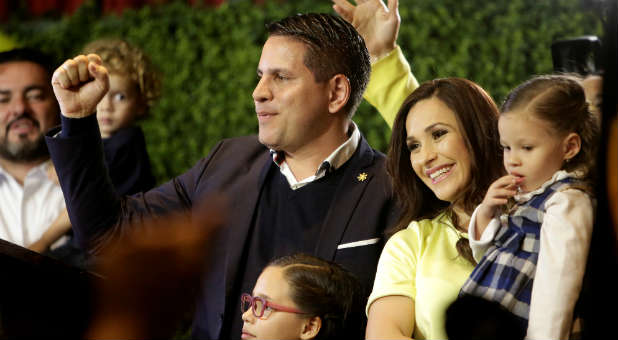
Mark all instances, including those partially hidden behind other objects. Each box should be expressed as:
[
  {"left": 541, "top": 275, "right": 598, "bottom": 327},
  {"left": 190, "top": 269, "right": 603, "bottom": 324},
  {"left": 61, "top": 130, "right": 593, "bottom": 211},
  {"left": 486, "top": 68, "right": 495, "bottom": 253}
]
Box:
[
  {"left": 270, "top": 122, "right": 361, "bottom": 189},
  {"left": 513, "top": 169, "right": 581, "bottom": 203},
  {"left": 0, "top": 160, "right": 51, "bottom": 181}
]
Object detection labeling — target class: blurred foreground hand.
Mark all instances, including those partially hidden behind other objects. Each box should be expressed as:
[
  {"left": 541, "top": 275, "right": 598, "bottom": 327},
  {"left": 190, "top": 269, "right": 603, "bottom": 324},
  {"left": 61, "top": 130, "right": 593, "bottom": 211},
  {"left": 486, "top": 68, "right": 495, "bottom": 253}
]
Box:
[{"left": 86, "top": 198, "right": 225, "bottom": 339}]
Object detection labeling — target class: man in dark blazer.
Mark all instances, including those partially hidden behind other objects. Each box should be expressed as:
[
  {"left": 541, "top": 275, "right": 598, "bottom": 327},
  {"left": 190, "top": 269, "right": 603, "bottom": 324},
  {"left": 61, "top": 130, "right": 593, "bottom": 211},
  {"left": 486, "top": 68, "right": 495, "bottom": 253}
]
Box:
[{"left": 46, "top": 13, "right": 399, "bottom": 339}]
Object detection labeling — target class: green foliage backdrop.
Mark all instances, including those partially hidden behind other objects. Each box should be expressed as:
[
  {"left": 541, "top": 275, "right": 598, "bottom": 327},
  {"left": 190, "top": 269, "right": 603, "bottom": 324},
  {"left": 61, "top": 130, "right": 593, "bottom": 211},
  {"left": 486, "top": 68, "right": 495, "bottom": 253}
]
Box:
[{"left": 4, "top": 0, "right": 602, "bottom": 183}]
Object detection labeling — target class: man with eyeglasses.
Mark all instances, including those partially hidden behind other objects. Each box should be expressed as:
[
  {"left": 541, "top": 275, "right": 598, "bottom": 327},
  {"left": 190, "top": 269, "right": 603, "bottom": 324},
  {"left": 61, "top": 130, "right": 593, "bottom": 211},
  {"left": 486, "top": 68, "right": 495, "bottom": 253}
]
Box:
[{"left": 46, "top": 13, "right": 400, "bottom": 339}]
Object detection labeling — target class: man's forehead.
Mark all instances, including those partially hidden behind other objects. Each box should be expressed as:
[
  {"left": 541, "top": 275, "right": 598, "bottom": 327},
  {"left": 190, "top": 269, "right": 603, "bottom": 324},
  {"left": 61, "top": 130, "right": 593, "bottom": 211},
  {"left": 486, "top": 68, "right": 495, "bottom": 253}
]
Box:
[
  {"left": 258, "top": 36, "right": 309, "bottom": 72},
  {"left": 0, "top": 61, "right": 50, "bottom": 79},
  {"left": 0, "top": 61, "right": 51, "bottom": 89}
]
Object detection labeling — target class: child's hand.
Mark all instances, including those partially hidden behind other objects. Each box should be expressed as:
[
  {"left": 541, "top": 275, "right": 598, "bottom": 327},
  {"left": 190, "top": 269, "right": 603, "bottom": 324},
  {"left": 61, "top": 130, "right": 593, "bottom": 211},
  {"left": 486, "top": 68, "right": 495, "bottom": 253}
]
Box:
[{"left": 475, "top": 175, "right": 522, "bottom": 237}]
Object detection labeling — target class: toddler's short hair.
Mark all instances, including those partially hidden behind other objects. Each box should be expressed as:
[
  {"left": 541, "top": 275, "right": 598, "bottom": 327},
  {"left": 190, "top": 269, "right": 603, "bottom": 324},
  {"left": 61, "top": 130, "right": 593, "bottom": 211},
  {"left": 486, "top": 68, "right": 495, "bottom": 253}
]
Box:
[{"left": 82, "top": 38, "right": 161, "bottom": 109}]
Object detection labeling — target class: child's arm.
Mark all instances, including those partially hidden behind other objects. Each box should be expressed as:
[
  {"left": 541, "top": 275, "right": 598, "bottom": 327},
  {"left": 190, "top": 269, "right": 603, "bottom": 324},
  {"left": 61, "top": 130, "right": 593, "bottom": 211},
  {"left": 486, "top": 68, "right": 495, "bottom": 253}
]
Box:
[
  {"left": 475, "top": 175, "right": 520, "bottom": 238},
  {"left": 467, "top": 205, "right": 502, "bottom": 262},
  {"left": 28, "top": 208, "right": 71, "bottom": 253},
  {"left": 526, "top": 189, "right": 594, "bottom": 339}
]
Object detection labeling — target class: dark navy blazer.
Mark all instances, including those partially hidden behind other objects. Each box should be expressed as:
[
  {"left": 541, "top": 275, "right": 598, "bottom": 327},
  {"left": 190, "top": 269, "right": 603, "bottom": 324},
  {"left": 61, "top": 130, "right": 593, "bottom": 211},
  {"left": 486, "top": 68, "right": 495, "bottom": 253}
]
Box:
[{"left": 45, "top": 115, "right": 399, "bottom": 339}]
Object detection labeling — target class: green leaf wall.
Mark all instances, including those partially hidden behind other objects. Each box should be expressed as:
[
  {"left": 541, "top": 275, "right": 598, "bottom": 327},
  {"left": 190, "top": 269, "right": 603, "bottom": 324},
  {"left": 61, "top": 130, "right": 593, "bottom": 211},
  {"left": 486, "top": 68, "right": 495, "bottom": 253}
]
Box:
[{"left": 5, "top": 0, "right": 602, "bottom": 183}]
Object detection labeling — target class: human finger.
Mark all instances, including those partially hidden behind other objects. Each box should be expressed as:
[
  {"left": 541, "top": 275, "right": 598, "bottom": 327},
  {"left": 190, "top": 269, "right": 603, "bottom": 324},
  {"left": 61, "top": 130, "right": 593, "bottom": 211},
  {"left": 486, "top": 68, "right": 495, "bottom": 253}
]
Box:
[
  {"left": 485, "top": 197, "right": 509, "bottom": 207},
  {"left": 61, "top": 58, "right": 82, "bottom": 87},
  {"left": 488, "top": 187, "right": 517, "bottom": 199},
  {"left": 332, "top": 0, "right": 355, "bottom": 22},
  {"left": 76, "top": 55, "right": 90, "bottom": 83},
  {"left": 86, "top": 54, "right": 109, "bottom": 88},
  {"left": 86, "top": 53, "right": 102, "bottom": 66},
  {"left": 51, "top": 67, "right": 67, "bottom": 89},
  {"left": 387, "top": 0, "right": 399, "bottom": 13},
  {"left": 52, "top": 61, "right": 74, "bottom": 89},
  {"left": 487, "top": 175, "right": 515, "bottom": 191}
]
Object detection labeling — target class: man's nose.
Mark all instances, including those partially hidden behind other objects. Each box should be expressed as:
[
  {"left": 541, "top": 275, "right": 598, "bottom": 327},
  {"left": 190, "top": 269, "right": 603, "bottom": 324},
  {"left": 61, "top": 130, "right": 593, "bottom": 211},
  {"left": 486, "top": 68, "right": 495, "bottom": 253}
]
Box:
[
  {"left": 252, "top": 77, "right": 272, "bottom": 103},
  {"left": 6, "top": 96, "right": 28, "bottom": 119}
]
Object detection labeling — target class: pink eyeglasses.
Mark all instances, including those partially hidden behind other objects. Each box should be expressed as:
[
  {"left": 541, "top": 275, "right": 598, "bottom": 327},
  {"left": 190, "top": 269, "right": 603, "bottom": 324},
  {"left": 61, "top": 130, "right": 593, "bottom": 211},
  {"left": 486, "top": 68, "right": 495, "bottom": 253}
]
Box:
[{"left": 241, "top": 293, "right": 306, "bottom": 319}]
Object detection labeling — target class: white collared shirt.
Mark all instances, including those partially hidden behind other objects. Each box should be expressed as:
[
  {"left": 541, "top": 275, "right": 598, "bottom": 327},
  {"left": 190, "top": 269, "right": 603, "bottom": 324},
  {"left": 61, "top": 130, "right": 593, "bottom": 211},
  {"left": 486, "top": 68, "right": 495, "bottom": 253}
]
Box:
[
  {"left": 271, "top": 122, "right": 361, "bottom": 190},
  {"left": 0, "top": 160, "right": 66, "bottom": 247}
]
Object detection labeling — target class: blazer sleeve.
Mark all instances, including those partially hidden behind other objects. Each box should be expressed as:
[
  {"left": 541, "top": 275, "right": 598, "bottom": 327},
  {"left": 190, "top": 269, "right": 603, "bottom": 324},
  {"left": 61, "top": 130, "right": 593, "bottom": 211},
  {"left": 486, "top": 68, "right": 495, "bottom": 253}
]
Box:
[
  {"left": 45, "top": 115, "right": 223, "bottom": 254},
  {"left": 103, "top": 127, "right": 156, "bottom": 195}
]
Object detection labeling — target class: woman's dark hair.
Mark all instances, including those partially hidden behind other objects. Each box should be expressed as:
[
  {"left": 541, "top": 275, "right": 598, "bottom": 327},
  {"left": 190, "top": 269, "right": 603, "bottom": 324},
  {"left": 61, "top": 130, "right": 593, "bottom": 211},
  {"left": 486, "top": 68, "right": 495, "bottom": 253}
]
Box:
[
  {"left": 268, "top": 254, "right": 363, "bottom": 340},
  {"left": 387, "top": 78, "right": 503, "bottom": 264},
  {"left": 501, "top": 74, "right": 599, "bottom": 178}
]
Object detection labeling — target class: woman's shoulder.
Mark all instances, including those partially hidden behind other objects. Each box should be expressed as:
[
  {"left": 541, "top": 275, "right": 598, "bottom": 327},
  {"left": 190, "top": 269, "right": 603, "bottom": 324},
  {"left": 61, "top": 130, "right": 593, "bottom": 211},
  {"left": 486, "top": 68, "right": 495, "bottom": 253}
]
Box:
[{"left": 388, "top": 213, "right": 452, "bottom": 245}]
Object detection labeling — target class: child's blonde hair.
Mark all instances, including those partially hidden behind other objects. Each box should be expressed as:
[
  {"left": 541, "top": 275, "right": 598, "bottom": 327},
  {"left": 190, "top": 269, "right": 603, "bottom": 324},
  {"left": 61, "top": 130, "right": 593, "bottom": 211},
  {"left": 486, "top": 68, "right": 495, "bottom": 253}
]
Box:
[
  {"left": 82, "top": 38, "right": 161, "bottom": 110},
  {"left": 501, "top": 75, "right": 599, "bottom": 177}
]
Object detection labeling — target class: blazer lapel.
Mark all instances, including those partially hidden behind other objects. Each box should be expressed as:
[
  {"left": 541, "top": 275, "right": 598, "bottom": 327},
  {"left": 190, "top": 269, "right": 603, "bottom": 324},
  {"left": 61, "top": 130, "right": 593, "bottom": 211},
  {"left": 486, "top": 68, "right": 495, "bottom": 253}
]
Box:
[
  {"left": 314, "top": 136, "right": 376, "bottom": 260},
  {"left": 222, "top": 147, "right": 273, "bottom": 294}
]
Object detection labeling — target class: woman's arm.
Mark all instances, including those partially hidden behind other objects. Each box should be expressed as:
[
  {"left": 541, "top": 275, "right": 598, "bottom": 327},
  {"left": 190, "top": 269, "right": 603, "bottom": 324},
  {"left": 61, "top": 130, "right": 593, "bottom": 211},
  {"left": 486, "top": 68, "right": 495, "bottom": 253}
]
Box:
[
  {"left": 366, "top": 295, "right": 414, "bottom": 339},
  {"left": 333, "top": 0, "right": 418, "bottom": 127},
  {"left": 365, "top": 228, "right": 418, "bottom": 339}
]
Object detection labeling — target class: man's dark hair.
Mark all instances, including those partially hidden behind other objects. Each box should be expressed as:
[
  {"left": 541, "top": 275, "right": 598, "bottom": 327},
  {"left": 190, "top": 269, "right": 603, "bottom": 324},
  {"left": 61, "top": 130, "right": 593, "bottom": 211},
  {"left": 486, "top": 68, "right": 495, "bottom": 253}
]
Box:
[
  {"left": 0, "top": 47, "right": 55, "bottom": 77},
  {"left": 267, "top": 13, "right": 371, "bottom": 117}
]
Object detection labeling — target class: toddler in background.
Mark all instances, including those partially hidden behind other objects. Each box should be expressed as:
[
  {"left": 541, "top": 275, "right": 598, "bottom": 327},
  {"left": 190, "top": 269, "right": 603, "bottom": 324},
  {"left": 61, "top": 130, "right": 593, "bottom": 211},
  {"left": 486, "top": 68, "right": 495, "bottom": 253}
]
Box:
[
  {"left": 31, "top": 39, "right": 159, "bottom": 255},
  {"left": 241, "top": 253, "right": 363, "bottom": 340},
  {"left": 461, "top": 75, "right": 599, "bottom": 339},
  {"left": 82, "top": 38, "right": 159, "bottom": 195}
]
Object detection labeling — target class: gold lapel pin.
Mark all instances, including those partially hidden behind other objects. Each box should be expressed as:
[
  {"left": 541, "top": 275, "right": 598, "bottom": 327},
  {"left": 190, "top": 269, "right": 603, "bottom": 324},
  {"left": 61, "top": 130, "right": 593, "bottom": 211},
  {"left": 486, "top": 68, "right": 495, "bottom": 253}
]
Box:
[{"left": 357, "top": 172, "right": 368, "bottom": 182}]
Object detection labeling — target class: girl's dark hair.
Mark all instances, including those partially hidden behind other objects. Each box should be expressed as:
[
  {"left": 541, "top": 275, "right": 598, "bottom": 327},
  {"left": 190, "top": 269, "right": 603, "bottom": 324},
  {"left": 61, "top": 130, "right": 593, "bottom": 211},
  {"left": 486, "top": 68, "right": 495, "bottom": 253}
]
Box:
[
  {"left": 387, "top": 78, "right": 503, "bottom": 264},
  {"left": 501, "top": 75, "right": 599, "bottom": 178},
  {"left": 268, "top": 254, "right": 363, "bottom": 340}
]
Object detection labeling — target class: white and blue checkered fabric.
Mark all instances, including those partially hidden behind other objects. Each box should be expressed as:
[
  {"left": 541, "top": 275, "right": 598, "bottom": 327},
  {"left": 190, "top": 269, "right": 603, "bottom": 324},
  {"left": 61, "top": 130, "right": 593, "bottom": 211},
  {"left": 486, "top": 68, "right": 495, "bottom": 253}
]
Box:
[{"left": 460, "top": 177, "right": 579, "bottom": 325}]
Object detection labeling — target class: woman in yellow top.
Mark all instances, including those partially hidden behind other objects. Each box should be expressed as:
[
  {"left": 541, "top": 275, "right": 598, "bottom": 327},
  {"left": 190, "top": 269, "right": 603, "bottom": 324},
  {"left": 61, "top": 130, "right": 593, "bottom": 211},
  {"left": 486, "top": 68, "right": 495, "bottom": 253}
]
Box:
[{"left": 334, "top": 1, "right": 504, "bottom": 338}]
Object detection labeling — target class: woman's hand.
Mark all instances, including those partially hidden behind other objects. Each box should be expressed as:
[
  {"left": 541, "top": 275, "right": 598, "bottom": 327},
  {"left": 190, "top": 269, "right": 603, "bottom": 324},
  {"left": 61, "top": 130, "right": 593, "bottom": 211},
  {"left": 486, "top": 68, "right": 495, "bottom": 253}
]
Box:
[{"left": 332, "top": 0, "right": 400, "bottom": 61}]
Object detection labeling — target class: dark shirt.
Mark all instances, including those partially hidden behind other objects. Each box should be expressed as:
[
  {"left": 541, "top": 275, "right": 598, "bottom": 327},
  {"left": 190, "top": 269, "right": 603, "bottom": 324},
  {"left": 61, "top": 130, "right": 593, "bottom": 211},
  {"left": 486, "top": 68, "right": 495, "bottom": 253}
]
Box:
[
  {"left": 102, "top": 126, "right": 155, "bottom": 195},
  {"left": 224, "top": 161, "right": 347, "bottom": 338}
]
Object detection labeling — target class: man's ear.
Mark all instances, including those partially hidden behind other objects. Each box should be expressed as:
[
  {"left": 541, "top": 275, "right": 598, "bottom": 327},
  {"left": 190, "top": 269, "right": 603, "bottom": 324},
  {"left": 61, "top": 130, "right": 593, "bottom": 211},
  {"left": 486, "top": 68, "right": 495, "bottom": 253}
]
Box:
[
  {"left": 563, "top": 132, "right": 582, "bottom": 161},
  {"left": 328, "top": 74, "right": 350, "bottom": 115},
  {"left": 299, "top": 316, "right": 321, "bottom": 340}
]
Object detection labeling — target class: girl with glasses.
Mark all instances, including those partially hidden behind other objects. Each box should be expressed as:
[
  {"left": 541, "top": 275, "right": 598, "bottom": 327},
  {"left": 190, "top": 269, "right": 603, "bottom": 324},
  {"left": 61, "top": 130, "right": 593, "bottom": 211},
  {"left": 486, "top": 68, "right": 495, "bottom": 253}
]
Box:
[{"left": 241, "top": 253, "right": 362, "bottom": 340}]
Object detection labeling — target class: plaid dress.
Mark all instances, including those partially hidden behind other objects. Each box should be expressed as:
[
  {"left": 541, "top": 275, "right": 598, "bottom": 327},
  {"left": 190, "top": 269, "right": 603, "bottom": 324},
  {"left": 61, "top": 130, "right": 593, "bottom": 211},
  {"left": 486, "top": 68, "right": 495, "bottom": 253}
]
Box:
[{"left": 459, "top": 176, "right": 580, "bottom": 326}]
